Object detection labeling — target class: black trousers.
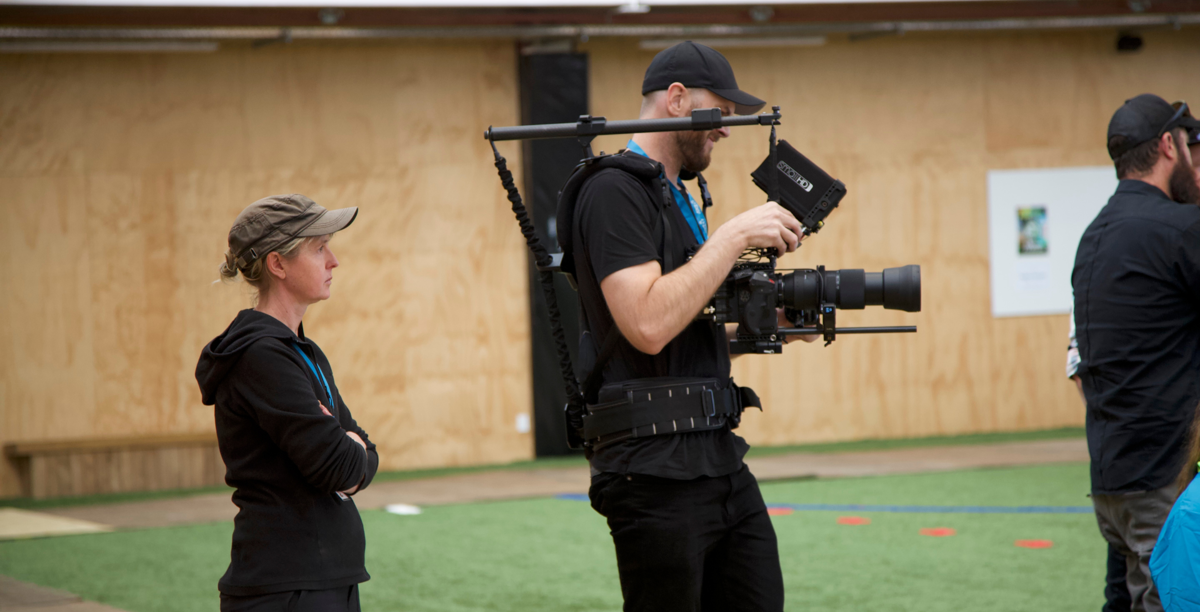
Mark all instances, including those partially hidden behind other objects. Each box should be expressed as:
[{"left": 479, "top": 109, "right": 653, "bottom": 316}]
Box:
[
  {"left": 589, "top": 464, "right": 784, "bottom": 612},
  {"left": 220, "top": 584, "right": 361, "bottom": 612},
  {"left": 1104, "top": 542, "right": 1132, "bottom": 612}
]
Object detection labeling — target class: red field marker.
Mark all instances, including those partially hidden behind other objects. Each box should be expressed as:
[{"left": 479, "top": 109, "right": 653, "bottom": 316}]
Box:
[
  {"left": 837, "top": 516, "right": 871, "bottom": 525},
  {"left": 919, "top": 527, "right": 956, "bottom": 537},
  {"left": 1015, "top": 539, "right": 1053, "bottom": 549},
  {"left": 767, "top": 507, "right": 794, "bottom": 516}
]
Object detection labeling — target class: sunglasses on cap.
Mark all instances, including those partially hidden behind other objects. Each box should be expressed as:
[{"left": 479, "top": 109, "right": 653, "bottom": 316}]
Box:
[
  {"left": 1159, "top": 100, "right": 1192, "bottom": 138},
  {"left": 1165, "top": 101, "right": 1200, "bottom": 146}
]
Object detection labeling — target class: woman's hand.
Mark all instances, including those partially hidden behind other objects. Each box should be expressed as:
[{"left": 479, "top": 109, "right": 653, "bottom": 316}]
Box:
[
  {"left": 340, "top": 434, "right": 365, "bottom": 494},
  {"left": 344, "top": 430, "right": 366, "bottom": 450}
]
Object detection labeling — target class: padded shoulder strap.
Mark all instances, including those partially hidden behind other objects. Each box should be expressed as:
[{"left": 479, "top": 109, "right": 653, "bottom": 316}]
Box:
[
  {"left": 556, "top": 151, "right": 662, "bottom": 277},
  {"left": 559, "top": 151, "right": 673, "bottom": 397}
]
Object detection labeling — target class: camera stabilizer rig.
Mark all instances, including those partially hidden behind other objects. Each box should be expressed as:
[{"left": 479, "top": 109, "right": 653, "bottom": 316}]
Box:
[
  {"left": 486, "top": 107, "right": 784, "bottom": 447},
  {"left": 485, "top": 106, "right": 920, "bottom": 446}
]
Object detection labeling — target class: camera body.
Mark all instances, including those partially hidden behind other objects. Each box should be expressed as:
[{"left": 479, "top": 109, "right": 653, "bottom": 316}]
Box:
[{"left": 706, "top": 259, "right": 781, "bottom": 353}]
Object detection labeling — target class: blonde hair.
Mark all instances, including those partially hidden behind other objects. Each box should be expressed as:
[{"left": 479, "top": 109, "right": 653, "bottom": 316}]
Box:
[{"left": 217, "top": 236, "right": 311, "bottom": 304}]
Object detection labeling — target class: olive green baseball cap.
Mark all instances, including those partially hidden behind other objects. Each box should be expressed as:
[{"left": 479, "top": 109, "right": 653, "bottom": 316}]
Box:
[{"left": 226, "top": 194, "right": 357, "bottom": 270}]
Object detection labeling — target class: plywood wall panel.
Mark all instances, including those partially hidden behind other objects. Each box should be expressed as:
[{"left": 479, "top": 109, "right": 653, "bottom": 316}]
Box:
[
  {"left": 0, "top": 40, "right": 528, "bottom": 496},
  {"left": 0, "top": 56, "right": 90, "bottom": 177},
  {"left": 2, "top": 176, "right": 97, "bottom": 447}
]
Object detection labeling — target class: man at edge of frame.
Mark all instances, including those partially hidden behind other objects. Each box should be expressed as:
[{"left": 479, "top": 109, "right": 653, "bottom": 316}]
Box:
[
  {"left": 573, "top": 41, "right": 814, "bottom": 611},
  {"left": 1073, "top": 94, "right": 1200, "bottom": 612}
]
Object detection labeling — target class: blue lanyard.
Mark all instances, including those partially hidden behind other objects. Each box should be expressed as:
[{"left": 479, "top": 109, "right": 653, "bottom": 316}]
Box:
[
  {"left": 292, "top": 342, "right": 334, "bottom": 409},
  {"left": 626, "top": 140, "right": 708, "bottom": 244}
]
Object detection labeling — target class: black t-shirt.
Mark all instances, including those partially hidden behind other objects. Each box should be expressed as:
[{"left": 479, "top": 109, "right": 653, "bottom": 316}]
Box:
[
  {"left": 1073, "top": 179, "right": 1200, "bottom": 494},
  {"left": 572, "top": 154, "right": 749, "bottom": 480}
]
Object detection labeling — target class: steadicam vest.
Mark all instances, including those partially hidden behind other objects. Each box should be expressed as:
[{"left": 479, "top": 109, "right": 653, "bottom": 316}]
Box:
[{"left": 556, "top": 150, "right": 761, "bottom": 450}]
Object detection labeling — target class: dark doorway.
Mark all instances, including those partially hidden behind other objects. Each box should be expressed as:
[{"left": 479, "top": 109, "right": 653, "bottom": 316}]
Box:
[{"left": 519, "top": 51, "right": 588, "bottom": 457}]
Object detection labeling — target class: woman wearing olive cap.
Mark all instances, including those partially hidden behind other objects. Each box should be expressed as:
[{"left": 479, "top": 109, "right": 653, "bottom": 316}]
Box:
[{"left": 196, "top": 194, "right": 378, "bottom": 612}]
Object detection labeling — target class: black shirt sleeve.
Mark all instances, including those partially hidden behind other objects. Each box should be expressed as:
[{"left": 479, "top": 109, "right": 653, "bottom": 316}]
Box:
[
  {"left": 231, "top": 341, "right": 369, "bottom": 494},
  {"left": 577, "top": 169, "right": 662, "bottom": 282},
  {"left": 334, "top": 390, "right": 379, "bottom": 494}
]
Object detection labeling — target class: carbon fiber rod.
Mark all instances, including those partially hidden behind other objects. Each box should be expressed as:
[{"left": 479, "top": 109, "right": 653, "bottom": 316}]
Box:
[{"left": 484, "top": 108, "right": 781, "bottom": 142}]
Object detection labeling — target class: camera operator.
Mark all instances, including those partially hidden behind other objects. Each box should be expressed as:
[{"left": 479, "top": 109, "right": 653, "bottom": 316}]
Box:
[
  {"left": 575, "top": 42, "right": 807, "bottom": 611},
  {"left": 1073, "top": 95, "right": 1200, "bottom": 612}
]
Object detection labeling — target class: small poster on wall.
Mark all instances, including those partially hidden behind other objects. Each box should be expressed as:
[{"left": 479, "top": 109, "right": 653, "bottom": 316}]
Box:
[
  {"left": 1017, "top": 206, "right": 1048, "bottom": 255},
  {"left": 988, "top": 167, "right": 1117, "bottom": 318}
]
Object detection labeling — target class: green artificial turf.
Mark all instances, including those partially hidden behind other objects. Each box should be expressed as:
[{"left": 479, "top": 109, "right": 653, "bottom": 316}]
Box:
[
  {"left": 0, "top": 462, "right": 1104, "bottom": 612},
  {"left": 744, "top": 426, "right": 1085, "bottom": 458}
]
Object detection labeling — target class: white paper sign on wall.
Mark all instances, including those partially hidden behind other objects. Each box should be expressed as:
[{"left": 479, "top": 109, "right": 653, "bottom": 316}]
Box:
[{"left": 987, "top": 167, "right": 1118, "bottom": 318}]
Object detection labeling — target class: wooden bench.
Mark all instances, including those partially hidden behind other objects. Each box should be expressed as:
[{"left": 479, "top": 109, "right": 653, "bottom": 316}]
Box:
[{"left": 4, "top": 433, "right": 225, "bottom": 499}]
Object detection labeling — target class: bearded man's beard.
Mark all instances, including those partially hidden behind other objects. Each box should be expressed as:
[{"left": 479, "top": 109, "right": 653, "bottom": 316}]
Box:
[
  {"left": 1169, "top": 141, "right": 1200, "bottom": 204},
  {"left": 674, "top": 129, "right": 714, "bottom": 173}
]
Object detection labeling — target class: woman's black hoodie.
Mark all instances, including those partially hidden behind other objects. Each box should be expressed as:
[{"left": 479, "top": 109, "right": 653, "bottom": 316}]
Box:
[{"left": 196, "top": 309, "right": 379, "bottom": 596}]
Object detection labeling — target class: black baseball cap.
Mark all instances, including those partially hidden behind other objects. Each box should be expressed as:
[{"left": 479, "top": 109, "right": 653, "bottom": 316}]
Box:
[
  {"left": 642, "top": 41, "right": 766, "bottom": 115},
  {"left": 1107, "top": 94, "right": 1200, "bottom": 160}
]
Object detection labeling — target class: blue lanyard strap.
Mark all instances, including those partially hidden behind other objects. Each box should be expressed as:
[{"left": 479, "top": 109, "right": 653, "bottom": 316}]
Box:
[
  {"left": 668, "top": 181, "right": 708, "bottom": 243},
  {"left": 626, "top": 140, "right": 708, "bottom": 244},
  {"left": 292, "top": 342, "right": 334, "bottom": 408}
]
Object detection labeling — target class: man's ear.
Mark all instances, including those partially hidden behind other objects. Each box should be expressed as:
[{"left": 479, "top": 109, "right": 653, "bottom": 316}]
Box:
[
  {"left": 664, "top": 82, "right": 690, "bottom": 117},
  {"left": 265, "top": 251, "right": 287, "bottom": 281},
  {"left": 1161, "top": 131, "right": 1181, "bottom": 162}
]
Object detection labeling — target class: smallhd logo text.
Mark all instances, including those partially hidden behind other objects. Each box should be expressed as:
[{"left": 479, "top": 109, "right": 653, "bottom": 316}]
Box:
[{"left": 777, "top": 161, "right": 813, "bottom": 193}]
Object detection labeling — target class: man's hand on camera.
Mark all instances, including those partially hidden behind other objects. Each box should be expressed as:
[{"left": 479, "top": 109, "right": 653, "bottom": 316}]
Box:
[{"left": 711, "top": 201, "right": 803, "bottom": 254}]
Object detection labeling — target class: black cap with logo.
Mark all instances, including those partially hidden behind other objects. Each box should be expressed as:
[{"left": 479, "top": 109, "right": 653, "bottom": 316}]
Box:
[
  {"left": 1107, "top": 94, "right": 1200, "bottom": 160},
  {"left": 642, "top": 41, "right": 766, "bottom": 115}
]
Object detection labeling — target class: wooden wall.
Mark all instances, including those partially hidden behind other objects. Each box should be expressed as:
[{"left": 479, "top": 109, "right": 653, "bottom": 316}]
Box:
[
  {"left": 0, "top": 40, "right": 530, "bottom": 497},
  {"left": 3, "top": 28, "right": 1199, "bottom": 497},
  {"left": 585, "top": 29, "right": 1200, "bottom": 447}
]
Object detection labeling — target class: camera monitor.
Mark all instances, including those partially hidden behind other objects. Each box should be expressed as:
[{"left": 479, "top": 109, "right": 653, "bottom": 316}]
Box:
[{"left": 750, "top": 139, "right": 846, "bottom": 234}]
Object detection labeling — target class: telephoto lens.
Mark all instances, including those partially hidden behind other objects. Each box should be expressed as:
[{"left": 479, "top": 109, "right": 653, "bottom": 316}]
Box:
[{"left": 778, "top": 265, "right": 921, "bottom": 312}]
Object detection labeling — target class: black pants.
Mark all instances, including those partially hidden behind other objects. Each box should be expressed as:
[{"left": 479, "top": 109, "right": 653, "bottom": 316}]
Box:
[
  {"left": 589, "top": 465, "right": 784, "bottom": 612},
  {"left": 220, "top": 584, "right": 361, "bottom": 612},
  {"left": 1105, "top": 543, "right": 1132, "bottom": 612}
]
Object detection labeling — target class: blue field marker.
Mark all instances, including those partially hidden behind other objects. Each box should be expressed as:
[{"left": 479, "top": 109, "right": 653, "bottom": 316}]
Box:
[
  {"left": 766, "top": 503, "right": 1093, "bottom": 515},
  {"left": 555, "top": 495, "right": 1092, "bottom": 514}
]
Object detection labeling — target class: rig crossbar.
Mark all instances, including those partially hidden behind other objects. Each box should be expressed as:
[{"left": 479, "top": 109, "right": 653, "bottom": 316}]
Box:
[{"left": 484, "top": 107, "right": 782, "bottom": 142}]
